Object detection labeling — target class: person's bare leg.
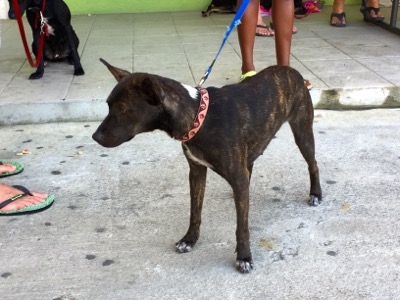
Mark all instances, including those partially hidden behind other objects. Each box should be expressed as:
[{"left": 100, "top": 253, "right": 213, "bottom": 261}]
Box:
[
  {"left": 366, "top": 0, "right": 384, "bottom": 18},
  {"left": 366, "top": 0, "right": 380, "bottom": 9},
  {"left": 331, "top": 0, "right": 346, "bottom": 26},
  {"left": 272, "top": 0, "right": 312, "bottom": 89},
  {"left": 272, "top": 0, "right": 293, "bottom": 66},
  {"left": 237, "top": 0, "right": 260, "bottom": 74},
  {"left": 256, "top": 7, "right": 274, "bottom": 36},
  {"left": 332, "top": 0, "right": 345, "bottom": 14}
]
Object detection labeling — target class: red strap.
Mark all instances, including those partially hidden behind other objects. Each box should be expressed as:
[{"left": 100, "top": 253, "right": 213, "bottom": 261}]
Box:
[{"left": 12, "top": 0, "right": 46, "bottom": 68}]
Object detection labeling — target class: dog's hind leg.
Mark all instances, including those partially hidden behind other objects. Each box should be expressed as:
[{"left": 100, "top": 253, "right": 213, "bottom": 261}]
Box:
[
  {"left": 288, "top": 103, "right": 322, "bottom": 206},
  {"left": 175, "top": 161, "right": 207, "bottom": 253},
  {"left": 66, "top": 32, "right": 79, "bottom": 65},
  {"left": 65, "top": 25, "right": 84, "bottom": 76},
  {"left": 54, "top": 2, "right": 84, "bottom": 76}
]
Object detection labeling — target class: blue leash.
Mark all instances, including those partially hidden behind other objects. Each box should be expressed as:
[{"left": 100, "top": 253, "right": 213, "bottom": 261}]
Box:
[{"left": 196, "top": 0, "right": 251, "bottom": 88}]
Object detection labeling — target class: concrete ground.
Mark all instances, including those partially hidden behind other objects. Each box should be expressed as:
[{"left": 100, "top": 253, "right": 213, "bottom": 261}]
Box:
[
  {"left": 0, "top": 109, "right": 399, "bottom": 299},
  {"left": 1, "top": 4, "right": 400, "bottom": 300}
]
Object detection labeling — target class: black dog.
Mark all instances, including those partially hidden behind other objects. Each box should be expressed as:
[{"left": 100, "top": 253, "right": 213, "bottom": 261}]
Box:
[
  {"left": 201, "top": 0, "right": 236, "bottom": 17},
  {"left": 93, "top": 59, "right": 322, "bottom": 273},
  {"left": 8, "top": 0, "right": 84, "bottom": 79}
]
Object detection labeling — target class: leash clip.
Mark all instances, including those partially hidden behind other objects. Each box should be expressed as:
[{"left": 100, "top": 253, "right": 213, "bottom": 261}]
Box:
[
  {"left": 39, "top": 11, "right": 49, "bottom": 35},
  {"left": 196, "top": 78, "right": 204, "bottom": 89},
  {"left": 40, "top": 12, "right": 45, "bottom": 33},
  {"left": 196, "top": 75, "right": 206, "bottom": 89}
]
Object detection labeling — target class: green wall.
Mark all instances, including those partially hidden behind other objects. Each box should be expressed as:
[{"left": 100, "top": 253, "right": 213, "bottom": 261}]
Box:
[
  {"left": 64, "top": 0, "right": 359, "bottom": 15},
  {"left": 65, "top": 0, "right": 211, "bottom": 14}
]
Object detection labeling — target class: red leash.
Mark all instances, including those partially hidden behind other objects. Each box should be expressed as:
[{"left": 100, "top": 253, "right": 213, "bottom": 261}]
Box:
[{"left": 12, "top": 0, "right": 47, "bottom": 68}]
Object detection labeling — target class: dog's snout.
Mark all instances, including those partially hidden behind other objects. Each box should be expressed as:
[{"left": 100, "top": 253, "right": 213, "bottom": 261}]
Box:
[
  {"left": 92, "top": 127, "right": 116, "bottom": 148},
  {"left": 92, "top": 130, "right": 104, "bottom": 144}
]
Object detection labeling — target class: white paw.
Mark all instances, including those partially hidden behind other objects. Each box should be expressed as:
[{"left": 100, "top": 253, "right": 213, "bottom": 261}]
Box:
[
  {"left": 175, "top": 241, "right": 192, "bottom": 253},
  {"left": 308, "top": 195, "right": 321, "bottom": 206},
  {"left": 236, "top": 260, "right": 254, "bottom": 273}
]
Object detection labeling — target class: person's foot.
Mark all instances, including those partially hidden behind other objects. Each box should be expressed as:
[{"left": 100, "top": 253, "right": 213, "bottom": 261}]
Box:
[
  {"left": 330, "top": 12, "right": 347, "bottom": 27},
  {"left": 304, "top": 79, "right": 313, "bottom": 90},
  {"left": 360, "top": 6, "right": 384, "bottom": 22},
  {"left": 239, "top": 70, "right": 257, "bottom": 83},
  {"left": 0, "top": 163, "right": 16, "bottom": 174},
  {"left": 269, "top": 22, "right": 298, "bottom": 34},
  {"left": 256, "top": 24, "right": 274, "bottom": 37},
  {"left": 0, "top": 183, "right": 49, "bottom": 212}
]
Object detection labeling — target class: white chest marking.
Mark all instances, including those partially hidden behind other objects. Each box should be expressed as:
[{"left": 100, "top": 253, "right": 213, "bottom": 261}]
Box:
[
  {"left": 183, "top": 144, "right": 213, "bottom": 169},
  {"left": 43, "top": 18, "right": 55, "bottom": 35},
  {"left": 181, "top": 83, "right": 198, "bottom": 100}
]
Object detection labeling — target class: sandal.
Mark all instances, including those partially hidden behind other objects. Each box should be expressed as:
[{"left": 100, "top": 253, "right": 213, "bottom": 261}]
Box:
[
  {"left": 330, "top": 12, "right": 347, "bottom": 27},
  {"left": 255, "top": 25, "right": 274, "bottom": 37},
  {"left": 0, "top": 185, "right": 55, "bottom": 215},
  {"left": 0, "top": 161, "right": 24, "bottom": 178},
  {"left": 269, "top": 22, "right": 297, "bottom": 34},
  {"left": 360, "top": 6, "right": 384, "bottom": 22},
  {"left": 239, "top": 71, "right": 256, "bottom": 83}
]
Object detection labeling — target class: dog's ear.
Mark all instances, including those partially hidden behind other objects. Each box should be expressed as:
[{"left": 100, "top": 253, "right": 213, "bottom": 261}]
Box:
[
  {"left": 140, "top": 77, "right": 166, "bottom": 106},
  {"left": 100, "top": 58, "right": 131, "bottom": 82}
]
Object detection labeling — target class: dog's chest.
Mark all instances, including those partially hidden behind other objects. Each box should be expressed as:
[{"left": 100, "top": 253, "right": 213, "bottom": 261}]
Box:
[
  {"left": 44, "top": 19, "right": 55, "bottom": 35},
  {"left": 183, "top": 144, "right": 213, "bottom": 169}
]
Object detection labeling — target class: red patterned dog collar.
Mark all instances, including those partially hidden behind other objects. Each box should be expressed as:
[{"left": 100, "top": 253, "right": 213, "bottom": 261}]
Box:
[{"left": 177, "top": 88, "right": 210, "bottom": 142}]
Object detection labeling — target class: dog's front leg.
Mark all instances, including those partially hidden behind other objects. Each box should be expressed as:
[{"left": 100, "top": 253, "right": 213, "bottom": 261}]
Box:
[
  {"left": 175, "top": 161, "right": 207, "bottom": 253},
  {"left": 232, "top": 172, "right": 253, "bottom": 273},
  {"left": 29, "top": 30, "right": 45, "bottom": 80},
  {"left": 65, "top": 25, "right": 84, "bottom": 76}
]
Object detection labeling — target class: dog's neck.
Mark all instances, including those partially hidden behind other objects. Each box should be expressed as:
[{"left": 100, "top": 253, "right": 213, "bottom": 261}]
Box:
[
  {"left": 153, "top": 81, "right": 201, "bottom": 140},
  {"left": 176, "top": 88, "right": 209, "bottom": 142}
]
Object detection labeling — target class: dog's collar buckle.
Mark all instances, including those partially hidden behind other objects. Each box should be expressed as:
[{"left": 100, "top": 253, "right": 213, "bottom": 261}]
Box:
[{"left": 177, "top": 88, "right": 209, "bottom": 142}]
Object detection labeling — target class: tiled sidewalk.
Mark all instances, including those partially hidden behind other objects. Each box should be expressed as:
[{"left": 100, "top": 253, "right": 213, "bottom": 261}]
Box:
[{"left": 0, "top": 5, "right": 399, "bottom": 124}]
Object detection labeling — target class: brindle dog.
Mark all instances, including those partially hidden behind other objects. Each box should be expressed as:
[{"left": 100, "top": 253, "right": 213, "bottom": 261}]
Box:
[{"left": 93, "top": 59, "right": 322, "bottom": 273}]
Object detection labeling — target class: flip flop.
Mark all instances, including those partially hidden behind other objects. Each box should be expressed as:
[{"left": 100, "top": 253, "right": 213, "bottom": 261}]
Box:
[
  {"left": 0, "top": 161, "right": 24, "bottom": 178},
  {"left": 360, "top": 6, "right": 384, "bottom": 22},
  {"left": 255, "top": 24, "right": 274, "bottom": 37},
  {"left": 270, "top": 22, "right": 298, "bottom": 34},
  {"left": 239, "top": 71, "right": 257, "bottom": 83},
  {"left": 0, "top": 185, "right": 55, "bottom": 215},
  {"left": 330, "top": 12, "right": 347, "bottom": 27}
]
